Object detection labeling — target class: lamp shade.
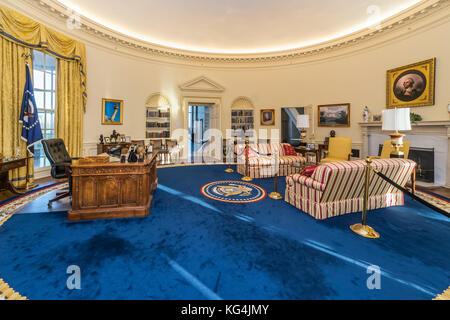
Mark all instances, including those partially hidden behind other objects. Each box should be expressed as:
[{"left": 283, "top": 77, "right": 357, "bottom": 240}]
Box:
[
  {"left": 296, "top": 115, "right": 310, "bottom": 128},
  {"left": 382, "top": 108, "right": 411, "bottom": 131}
]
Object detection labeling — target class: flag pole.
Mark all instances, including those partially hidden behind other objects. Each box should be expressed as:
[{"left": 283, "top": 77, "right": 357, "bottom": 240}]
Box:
[{"left": 20, "top": 53, "right": 39, "bottom": 191}]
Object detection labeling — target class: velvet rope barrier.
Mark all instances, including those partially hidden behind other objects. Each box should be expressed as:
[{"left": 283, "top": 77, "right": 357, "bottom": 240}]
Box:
[{"left": 371, "top": 168, "right": 450, "bottom": 218}]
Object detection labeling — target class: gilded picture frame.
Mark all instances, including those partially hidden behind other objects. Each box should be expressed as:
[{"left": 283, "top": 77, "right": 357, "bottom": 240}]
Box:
[
  {"left": 102, "top": 98, "right": 123, "bottom": 125},
  {"left": 386, "top": 58, "right": 436, "bottom": 108},
  {"left": 260, "top": 109, "right": 275, "bottom": 126},
  {"left": 318, "top": 104, "right": 350, "bottom": 127}
]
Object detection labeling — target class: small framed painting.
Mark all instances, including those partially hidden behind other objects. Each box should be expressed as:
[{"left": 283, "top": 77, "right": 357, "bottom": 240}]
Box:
[
  {"left": 102, "top": 98, "right": 123, "bottom": 125},
  {"left": 372, "top": 114, "right": 382, "bottom": 122},
  {"left": 318, "top": 104, "right": 350, "bottom": 127},
  {"left": 260, "top": 109, "right": 275, "bottom": 126},
  {"left": 386, "top": 58, "right": 436, "bottom": 108}
]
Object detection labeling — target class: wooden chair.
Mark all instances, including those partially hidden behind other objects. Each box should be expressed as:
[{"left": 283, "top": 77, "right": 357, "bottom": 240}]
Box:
[
  {"left": 371, "top": 140, "right": 411, "bottom": 159},
  {"left": 321, "top": 137, "right": 353, "bottom": 163}
]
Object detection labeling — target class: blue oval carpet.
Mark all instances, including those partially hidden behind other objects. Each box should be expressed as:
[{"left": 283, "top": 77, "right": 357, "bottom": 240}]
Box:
[{"left": 0, "top": 165, "right": 449, "bottom": 300}]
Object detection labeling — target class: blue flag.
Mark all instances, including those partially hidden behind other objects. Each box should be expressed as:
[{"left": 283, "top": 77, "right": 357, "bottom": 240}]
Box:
[{"left": 20, "top": 64, "right": 43, "bottom": 156}]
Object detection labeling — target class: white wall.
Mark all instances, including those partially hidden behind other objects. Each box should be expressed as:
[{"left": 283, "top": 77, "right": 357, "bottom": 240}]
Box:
[{"left": 84, "top": 19, "right": 450, "bottom": 148}]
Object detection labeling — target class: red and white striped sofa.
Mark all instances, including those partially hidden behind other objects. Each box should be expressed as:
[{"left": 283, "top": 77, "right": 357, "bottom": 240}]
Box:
[
  {"left": 285, "top": 158, "right": 416, "bottom": 220},
  {"left": 236, "top": 142, "right": 306, "bottom": 178}
]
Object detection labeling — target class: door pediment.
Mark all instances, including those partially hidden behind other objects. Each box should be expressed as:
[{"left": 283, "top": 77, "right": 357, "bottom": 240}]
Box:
[{"left": 179, "top": 76, "right": 225, "bottom": 93}]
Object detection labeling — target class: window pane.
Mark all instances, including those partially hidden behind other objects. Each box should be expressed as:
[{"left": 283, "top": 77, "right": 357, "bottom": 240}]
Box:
[
  {"left": 33, "top": 70, "right": 45, "bottom": 90},
  {"left": 46, "top": 54, "right": 56, "bottom": 72},
  {"left": 32, "top": 50, "right": 44, "bottom": 71},
  {"left": 34, "top": 91, "right": 44, "bottom": 108},
  {"left": 38, "top": 112, "right": 45, "bottom": 127},
  {"left": 45, "top": 91, "right": 53, "bottom": 109},
  {"left": 45, "top": 72, "right": 52, "bottom": 90},
  {"left": 46, "top": 130, "right": 55, "bottom": 139},
  {"left": 46, "top": 112, "right": 54, "bottom": 129}
]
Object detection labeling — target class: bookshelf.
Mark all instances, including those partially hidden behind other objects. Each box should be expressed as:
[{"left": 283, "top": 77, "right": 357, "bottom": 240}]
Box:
[
  {"left": 146, "top": 107, "right": 170, "bottom": 139},
  {"left": 231, "top": 110, "right": 254, "bottom": 136}
]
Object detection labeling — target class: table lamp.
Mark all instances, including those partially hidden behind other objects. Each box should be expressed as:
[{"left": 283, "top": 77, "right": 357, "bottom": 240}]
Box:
[
  {"left": 296, "top": 115, "right": 310, "bottom": 142},
  {"left": 382, "top": 108, "right": 411, "bottom": 158}
]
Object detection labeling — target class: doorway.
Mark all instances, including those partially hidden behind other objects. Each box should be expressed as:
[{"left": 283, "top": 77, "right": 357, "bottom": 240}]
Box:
[{"left": 188, "top": 104, "right": 211, "bottom": 155}]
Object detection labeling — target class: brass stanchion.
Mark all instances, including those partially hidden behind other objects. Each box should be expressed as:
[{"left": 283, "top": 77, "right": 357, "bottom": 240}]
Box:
[
  {"left": 225, "top": 140, "right": 234, "bottom": 173},
  {"left": 350, "top": 158, "right": 380, "bottom": 239},
  {"left": 269, "top": 152, "right": 282, "bottom": 200},
  {"left": 241, "top": 138, "right": 252, "bottom": 182},
  {"left": 269, "top": 173, "right": 282, "bottom": 200}
]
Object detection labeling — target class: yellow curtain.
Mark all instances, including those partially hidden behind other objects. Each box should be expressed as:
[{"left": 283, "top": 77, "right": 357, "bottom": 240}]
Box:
[
  {"left": 0, "top": 4, "right": 87, "bottom": 162},
  {"left": 0, "top": 4, "right": 87, "bottom": 109},
  {"left": 0, "top": 37, "right": 34, "bottom": 187},
  {"left": 56, "top": 59, "right": 84, "bottom": 157}
]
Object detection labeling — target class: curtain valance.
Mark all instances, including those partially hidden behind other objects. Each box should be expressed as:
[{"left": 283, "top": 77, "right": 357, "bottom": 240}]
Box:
[{"left": 0, "top": 4, "right": 87, "bottom": 109}]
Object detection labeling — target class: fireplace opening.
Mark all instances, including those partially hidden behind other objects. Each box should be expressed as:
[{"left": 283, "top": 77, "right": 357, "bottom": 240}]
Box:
[{"left": 378, "top": 145, "right": 435, "bottom": 183}]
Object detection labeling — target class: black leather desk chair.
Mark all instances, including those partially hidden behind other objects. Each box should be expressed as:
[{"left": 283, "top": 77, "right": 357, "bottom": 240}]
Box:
[{"left": 42, "top": 139, "right": 79, "bottom": 207}]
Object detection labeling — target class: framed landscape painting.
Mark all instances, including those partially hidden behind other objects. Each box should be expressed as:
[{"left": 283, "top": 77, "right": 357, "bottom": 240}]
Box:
[
  {"left": 386, "top": 58, "right": 436, "bottom": 108},
  {"left": 318, "top": 104, "right": 350, "bottom": 127},
  {"left": 102, "top": 98, "right": 123, "bottom": 125}
]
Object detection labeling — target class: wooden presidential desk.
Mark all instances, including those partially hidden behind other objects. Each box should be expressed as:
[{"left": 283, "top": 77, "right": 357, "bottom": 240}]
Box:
[{"left": 68, "top": 153, "right": 158, "bottom": 222}]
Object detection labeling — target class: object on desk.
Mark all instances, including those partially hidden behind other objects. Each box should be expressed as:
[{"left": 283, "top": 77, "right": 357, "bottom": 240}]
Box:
[
  {"left": 128, "top": 146, "right": 138, "bottom": 163},
  {"left": 77, "top": 156, "right": 110, "bottom": 165},
  {"left": 126, "top": 136, "right": 131, "bottom": 143},
  {"left": 120, "top": 135, "right": 126, "bottom": 143},
  {"left": 99, "top": 134, "right": 104, "bottom": 144},
  {"left": 107, "top": 145, "right": 122, "bottom": 158},
  {"left": 137, "top": 145, "right": 146, "bottom": 162},
  {"left": 105, "top": 137, "right": 111, "bottom": 143}
]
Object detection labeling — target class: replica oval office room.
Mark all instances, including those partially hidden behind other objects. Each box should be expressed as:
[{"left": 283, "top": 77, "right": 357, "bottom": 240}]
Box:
[{"left": 0, "top": 0, "right": 450, "bottom": 304}]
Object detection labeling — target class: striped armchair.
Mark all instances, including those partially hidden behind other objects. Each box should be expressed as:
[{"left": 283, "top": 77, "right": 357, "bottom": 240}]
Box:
[
  {"left": 285, "top": 158, "right": 416, "bottom": 220},
  {"left": 236, "top": 142, "right": 306, "bottom": 178}
]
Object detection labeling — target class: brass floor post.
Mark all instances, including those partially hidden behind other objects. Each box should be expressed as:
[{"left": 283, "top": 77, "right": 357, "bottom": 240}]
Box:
[{"left": 350, "top": 158, "right": 380, "bottom": 239}]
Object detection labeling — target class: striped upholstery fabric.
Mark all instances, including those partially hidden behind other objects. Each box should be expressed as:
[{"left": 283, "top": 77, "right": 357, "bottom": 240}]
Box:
[
  {"left": 285, "top": 159, "right": 416, "bottom": 220},
  {"left": 235, "top": 143, "right": 306, "bottom": 178}
]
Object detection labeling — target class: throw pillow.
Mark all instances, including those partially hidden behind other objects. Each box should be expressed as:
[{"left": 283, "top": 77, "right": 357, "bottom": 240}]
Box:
[
  {"left": 283, "top": 144, "right": 297, "bottom": 156},
  {"left": 300, "top": 164, "right": 319, "bottom": 177}
]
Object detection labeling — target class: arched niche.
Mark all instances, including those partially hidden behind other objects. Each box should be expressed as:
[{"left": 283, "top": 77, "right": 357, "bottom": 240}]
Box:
[
  {"left": 145, "top": 93, "right": 172, "bottom": 140},
  {"left": 231, "top": 96, "right": 254, "bottom": 110},
  {"left": 146, "top": 93, "right": 171, "bottom": 108},
  {"left": 230, "top": 96, "right": 255, "bottom": 136}
]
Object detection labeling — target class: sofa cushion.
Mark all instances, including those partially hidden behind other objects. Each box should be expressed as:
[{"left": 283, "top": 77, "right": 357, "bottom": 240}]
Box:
[
  {"left": 283, "top": 144, "right": 297, "bottom": 156},
  {"left": 279, "top": 156, "right": 306, "bottom": 165},
  {"left": 300, "top": 164, "right": 319, "bottom": 177}
]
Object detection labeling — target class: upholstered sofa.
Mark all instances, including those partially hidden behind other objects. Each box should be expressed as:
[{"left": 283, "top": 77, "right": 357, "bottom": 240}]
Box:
[
  {"left": 285, "top": 158, "right": 416, "bottom": 220},
  {"left": 236, "top": 142, "right": 306, "bottom": 178}
]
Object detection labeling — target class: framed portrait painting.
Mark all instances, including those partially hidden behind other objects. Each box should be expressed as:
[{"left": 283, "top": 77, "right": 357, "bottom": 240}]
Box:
[
  {"left": 102, "top": 98, "right": 123, "bottom": 125},
  {"left": 318, "top": 104, "right": 350, "bottom": 127},
  {"left": 260, "top": 109, "right": 275, "bottom": 126},
  {"left": 386, "top": 58, "right": 436, "bottom": 108}
]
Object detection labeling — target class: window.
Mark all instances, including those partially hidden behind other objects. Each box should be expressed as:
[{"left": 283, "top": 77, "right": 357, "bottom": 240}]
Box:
[{"left": 32, "top": 50, "right": 56, "bottom": 168}]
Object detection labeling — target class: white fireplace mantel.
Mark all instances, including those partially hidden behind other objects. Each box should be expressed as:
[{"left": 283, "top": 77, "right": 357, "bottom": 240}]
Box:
[{"left": 360, "top": 121, "right": 450, "bottom": 187}]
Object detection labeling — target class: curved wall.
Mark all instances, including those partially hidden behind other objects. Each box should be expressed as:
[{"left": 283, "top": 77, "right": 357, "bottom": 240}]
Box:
[{"left": 84, "top": 17, "right": 450, "bottom": 147}]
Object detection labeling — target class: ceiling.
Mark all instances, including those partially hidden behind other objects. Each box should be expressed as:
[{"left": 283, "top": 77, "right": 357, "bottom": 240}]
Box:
[{"left": 57, "top": 0, "right": 422, "bottom": 54}]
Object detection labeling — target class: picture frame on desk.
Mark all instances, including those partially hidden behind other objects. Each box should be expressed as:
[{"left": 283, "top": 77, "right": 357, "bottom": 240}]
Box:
[
  {"left": 104, "top": 137, "right": 111, "bottom": 143},
  {"left": 120, "top": 135, "right": 126, "bottom": 143},
  {"left": 126, "top": 136, "right": 131, "bottom": 143}
]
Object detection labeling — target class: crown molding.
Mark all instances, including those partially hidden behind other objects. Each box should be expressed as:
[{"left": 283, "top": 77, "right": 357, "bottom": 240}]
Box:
[{"left": 1, "top": 0, "right": 449, "bottom": 67}]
